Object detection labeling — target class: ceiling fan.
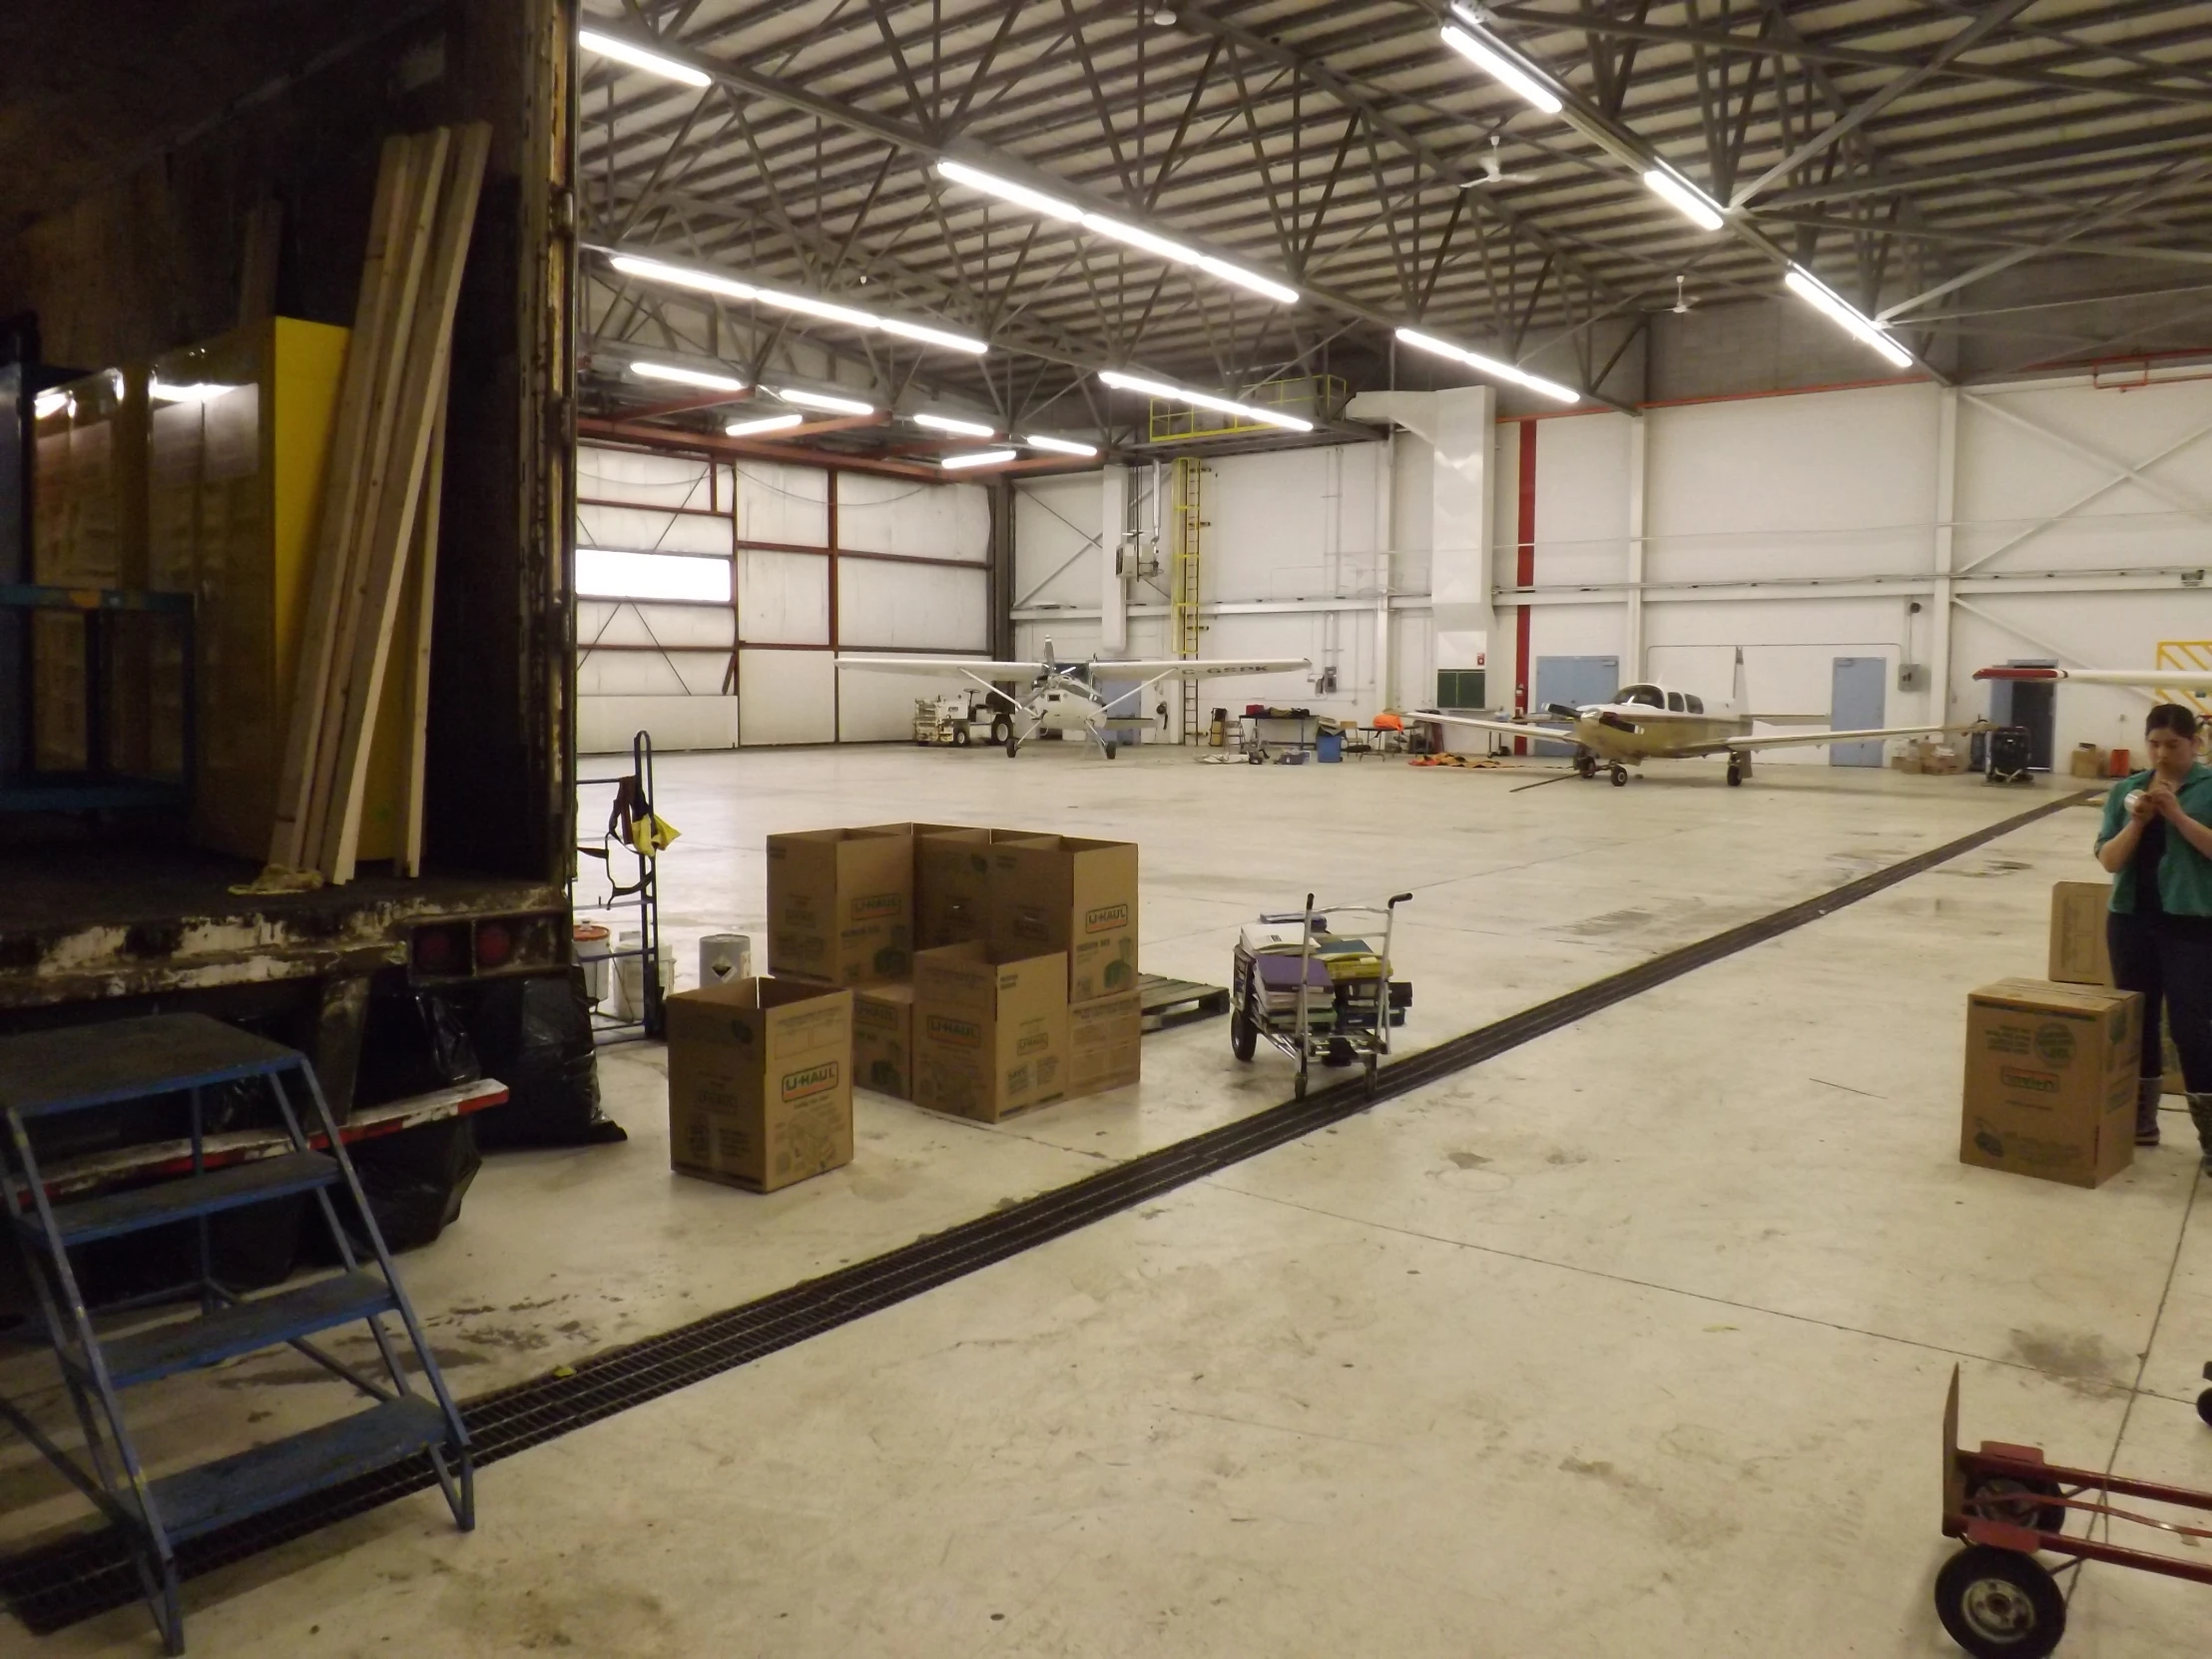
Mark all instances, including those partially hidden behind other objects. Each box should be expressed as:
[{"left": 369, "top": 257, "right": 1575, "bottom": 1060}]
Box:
[
  {"left": 1458, "top": 134, "right": 1542, "bottom": 188},
  {"left": 1644, "top": 274, "right": 1700, "bottom": 314}
]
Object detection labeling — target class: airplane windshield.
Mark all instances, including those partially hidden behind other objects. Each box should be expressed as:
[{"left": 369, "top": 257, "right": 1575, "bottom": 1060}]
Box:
[{"left": 1617, "top": 685, "right": 1664, "bottom": 708}]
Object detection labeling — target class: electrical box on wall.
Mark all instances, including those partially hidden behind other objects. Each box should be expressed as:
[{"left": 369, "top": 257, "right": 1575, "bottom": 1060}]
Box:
[{"left": 1898, "top": 663, "right": 1926, "bottom": 691}]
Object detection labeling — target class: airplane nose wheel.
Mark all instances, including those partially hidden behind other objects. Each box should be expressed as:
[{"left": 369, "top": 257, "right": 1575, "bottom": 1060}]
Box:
[{"left": 1608, "top": 765, "right": 1629, "bottom": 788}]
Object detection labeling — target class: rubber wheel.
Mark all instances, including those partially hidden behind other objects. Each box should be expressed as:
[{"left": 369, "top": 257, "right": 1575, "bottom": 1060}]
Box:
[
  {"left": 1104, "top": 739, "right": 1118, "bottom": 759},
  {"left": 991, "top": 715, "right": 1012, "bottom": 745},
  {"left": 1005, "top": 737, "right": 1020, "bottom": 758},
  {"left": 1364, "top": 1054, "right": 1379, "bottom": 1089},
  {"left": 1231, "top": 1009, "right": 1256, "bottom": 1062},
  {"left": 1964, "top": 1473, "right": 2066, "bottom": 1535},
  {"left": 1934, "top": 1546, "right": 2064, "bottom": 1659},
  {"left": 952, "top": 725, "right": 971, "bottom": 748},
  {"left": 1609, "top": 765, "right": 1628, "bottom": 788},
  {"left": 1575, "top": 755, "right": 1595, "bottom": 779},
  {"left": 1726, "top": 763, "right": 1742, "bottom": 787},
  {"left": 1294, "top": 1071, "right": 1308, "bottom": 1099},
  {"left": 2197, "top": 1386, "right": 2212, "bottom": 1428}
]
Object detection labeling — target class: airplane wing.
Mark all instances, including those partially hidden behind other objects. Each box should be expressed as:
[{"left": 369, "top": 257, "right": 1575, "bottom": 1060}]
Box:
[
  {"left": 836, "top": 655, "right": 1045, "bottom": 677},
  {"left": 1974, "top": 665, "right": 2212, "bottom": 693},
  {"left": 1706, "top": 722, "right": 1969, "bottom": 756},
  {"left": 1413, "top": 710, "right": 1577, "bottom": 743},
  {"left": 1095, "top": 657, "right": 1312, "bottom": 678}
]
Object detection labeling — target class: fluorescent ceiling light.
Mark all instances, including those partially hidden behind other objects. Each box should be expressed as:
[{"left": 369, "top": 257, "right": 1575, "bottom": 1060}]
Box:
[
  {"left": 609, "top": 253, "right": 986, "bottom": 353},
  {"left": 1641, "top": 168, "right": 1725, "bottom": 233},
  {"left": 148, "top": 379, "right": 240, "bottom": 404},
  {"left": 877, "top": 317, "right": 990, "bottom": 354},
  {"left": 725, "top": 413, "right": 805, "bottom": 436},
  {"left": 940, "top": 449, "right": 1019, "bottom": 470},
  {"left": 631, "top": 359, "right": 747, "bottom": 391},
  {"left": 1097, "top": 369, "right": 1315, "bottom": 433},
  {"left": 935, "top": 161, "right": 1298, "bottom": 306},
  {"left": 935, "top": 159, "right": 1083, "bottom": 224},
  {"left": 774, "top": 387, "right": 876, "bottom": 416},
  {"left": 1394, "top": 327, "right": 1580, "bottom": 404},
  {"left": 1021, "top": 433, "right": 1099, "bottom": 457},
  {"left": 1783, "top": 269, "right": 1914, "bottom": 368},
  {"left": 578, "top": 28, "right": 711, "bottom": 87},
  {"left": 610, "top": 253, "right": 756, "bottom": 302},
  {"left": 1439, "top": 19, "right": 1563, "bottom": 115},
  {"left": 912, "top": 412, "right": 997, "bottom": 437}
]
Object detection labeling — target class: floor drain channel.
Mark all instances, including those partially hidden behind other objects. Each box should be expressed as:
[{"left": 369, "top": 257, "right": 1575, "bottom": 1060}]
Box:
[{"left": 0, "top": 790, "right": 2087, "bottom": 1634}]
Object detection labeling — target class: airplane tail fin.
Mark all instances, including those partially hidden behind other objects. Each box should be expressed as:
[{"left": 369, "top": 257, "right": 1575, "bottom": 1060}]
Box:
[{"left": 1731, "top": 646, "right": 1748, "bottom": 713}]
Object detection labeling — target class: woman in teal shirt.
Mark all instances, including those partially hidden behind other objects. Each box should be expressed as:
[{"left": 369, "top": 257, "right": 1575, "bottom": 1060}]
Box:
[{"left": 2095, "top": 704, "right": 2212, "bottom": 1164}]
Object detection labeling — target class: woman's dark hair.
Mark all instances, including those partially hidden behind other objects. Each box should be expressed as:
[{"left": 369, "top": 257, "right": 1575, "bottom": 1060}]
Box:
[{"left": 2146, "top": 703, "right": 2202, "bottom": 740}]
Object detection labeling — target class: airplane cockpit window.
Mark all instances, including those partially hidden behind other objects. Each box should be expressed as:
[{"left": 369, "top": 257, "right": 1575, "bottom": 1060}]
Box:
[
  {"left": 1618, "top": 685, "right": 1665, "bottom": 708},
  {"left": 1665, "top": 692, "right": 1686, "bottom": 712},
  {"left": 1685, "top": 694, "right": 1705, "bottom": 714}
]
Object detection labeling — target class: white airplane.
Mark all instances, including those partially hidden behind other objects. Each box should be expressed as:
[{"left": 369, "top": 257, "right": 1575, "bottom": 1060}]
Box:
[
  {"left": 1417, "top": 651, "right": 1968, "bottom": 787},
  {"left": 836, "top": 645, "right": 1311, "bottom": 758},
  {"left": 1974, "top": 664, "right": 2212, "bottom": 695}
]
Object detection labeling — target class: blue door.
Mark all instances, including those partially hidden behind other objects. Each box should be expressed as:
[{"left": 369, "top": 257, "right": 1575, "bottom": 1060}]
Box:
[
  {"left": 1830, "top": 657, "right": 1886, "bottom": 767},
  {"left": 1533, "top": 656, "right": 1621, "bottom": 757}
]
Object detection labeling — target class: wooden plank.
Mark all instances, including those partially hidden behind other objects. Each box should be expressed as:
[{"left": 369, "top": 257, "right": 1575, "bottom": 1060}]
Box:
[
  {"left": 395, "top": 380, "right": 446, "bottom": 877},
  {"left": 299, "top": 127, "right": 450, "bottom": 868},
  {"left": 264, "top": 135, "right": 416, "bottom": 872},
  {"left": 320, "top": 123, "right": 491, "bottom": 882}
]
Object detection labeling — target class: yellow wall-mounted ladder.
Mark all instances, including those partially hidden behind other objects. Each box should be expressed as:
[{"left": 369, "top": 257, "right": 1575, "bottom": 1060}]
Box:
[{"left": 1169, "top": 457, "right": 1205, "bottom": 745}]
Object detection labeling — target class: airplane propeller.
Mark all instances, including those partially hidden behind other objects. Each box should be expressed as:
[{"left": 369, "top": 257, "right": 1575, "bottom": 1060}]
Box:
[
  {"left": 1544, "top": 702, "right": 1584, "bottom": 722},
  {"left": 1596, "top": 711, "right": 1641, "bottom": 733}
]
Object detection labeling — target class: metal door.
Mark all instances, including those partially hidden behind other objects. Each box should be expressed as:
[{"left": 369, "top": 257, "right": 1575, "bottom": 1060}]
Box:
[
  {"left": 1533, "top": 656, "right": 1621, "bottom": 757},
  {"left": 1830, "top": 656, "right": 1886, "bottom": 767}
]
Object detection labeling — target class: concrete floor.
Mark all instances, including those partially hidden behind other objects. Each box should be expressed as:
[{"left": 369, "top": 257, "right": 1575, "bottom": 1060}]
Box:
[{"left": 8, "top": 745, "right": 2210, "bottom": 1656}]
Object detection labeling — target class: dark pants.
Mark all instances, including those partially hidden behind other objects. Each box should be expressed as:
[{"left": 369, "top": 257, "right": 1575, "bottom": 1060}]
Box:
[{"left": 2107, "top": 911, "right": 2212, "bottom": 1091}]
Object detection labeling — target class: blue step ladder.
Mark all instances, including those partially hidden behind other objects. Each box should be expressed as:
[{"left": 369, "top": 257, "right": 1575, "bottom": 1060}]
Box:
[{"left": 0, "top": 1013, "right": 473, "bottom": 1654}]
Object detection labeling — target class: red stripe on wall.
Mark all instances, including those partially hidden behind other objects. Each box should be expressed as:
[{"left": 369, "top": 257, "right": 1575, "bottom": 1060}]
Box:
[{"left": 1513, "top": 419, "right": 1537, "bottom": 751}]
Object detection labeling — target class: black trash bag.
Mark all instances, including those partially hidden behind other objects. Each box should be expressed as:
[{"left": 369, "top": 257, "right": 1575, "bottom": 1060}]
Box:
[
  {"left": 338, "top": 1116, "right": 483, "bottom": 1254},
  {"left": 470, "top": 966, "right": 626, "bottom": 1148},
  {"left": 356, "top": 985, "right": 482, "bottom": 1108},
  {"left": 73, "top": 1195, "right": 309, "bottom": 1304}
]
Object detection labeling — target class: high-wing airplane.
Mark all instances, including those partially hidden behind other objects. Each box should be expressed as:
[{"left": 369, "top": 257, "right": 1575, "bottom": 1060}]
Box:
[
  {"left": 836, "top": 645, "right": 1311, "bottom": 758},
  {"left": 1417, "top": 651, "right": 1969, "bottom": 787},
  {"left": 1974, "top": 664, "right": 2212, "bottom": 695}
]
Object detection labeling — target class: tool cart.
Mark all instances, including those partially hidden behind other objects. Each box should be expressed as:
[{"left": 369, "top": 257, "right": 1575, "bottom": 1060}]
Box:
[{"left": 1229, "top": 892, "right": 1410, "bottom": 1095}]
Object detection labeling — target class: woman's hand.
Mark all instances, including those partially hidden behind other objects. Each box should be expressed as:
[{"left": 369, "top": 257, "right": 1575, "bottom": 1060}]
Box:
[
  {"left": 2146, "top": 780, "right": 2182, "bottom": 821},
  {"left": 2132, "top": 785, "right": 2164, "bottom": 823}
]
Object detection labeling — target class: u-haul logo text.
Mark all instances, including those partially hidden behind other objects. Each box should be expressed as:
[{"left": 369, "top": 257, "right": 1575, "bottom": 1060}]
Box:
[
  {"left": 925, "top": 1015, "right": 981, "bottom": 1048},
  {"left": 781, "top": 1062, "right": 839, "bottom": 1103},
  {"left": 1083, "top": 902, "right": 1129, "bottom": 934}
]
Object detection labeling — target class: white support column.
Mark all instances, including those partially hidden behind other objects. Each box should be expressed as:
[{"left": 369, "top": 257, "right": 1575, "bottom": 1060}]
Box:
[
  {"left": 1431, "top": 384, "right": 1496, "bottom": 695},
  {"left": 1376, "top": 433, "right": 1394, "bottom": 707},
  {"left": 1930, "top": 387, "right": 1957, "bottom": 725},
  {"left": 1624, "top": 414, "right": 1648, "bottom": 683},
  {"left": 1100, "top": 463, "right": 1129, "bottom": 658}
]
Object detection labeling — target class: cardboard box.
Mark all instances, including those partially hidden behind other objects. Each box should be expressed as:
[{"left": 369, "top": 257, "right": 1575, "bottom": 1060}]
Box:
[
  {"left": 1069, "top": 990, "right": 1143, "bottom": 1095},
  {"left": 915, "top": 828, "right": 1048, "bottom": 948},
  {"left": 667, "top": 978, "right": 853, "bottom": 1193},
  {"left": 1960, "top": 978, "right": 2141, "bottom": 1189},
  {"left": 2068, "top": 745, "right": 2107, "bottom": 779},
  {"left": 2047, "top": 882, "right": 2113, "bottom": 986},
  {"left": 987, "top": 835, "right": 1141, "bottom": 1003},
  {"left": 767, "top": 828, "right": 913, "bottom": 985},
  {"left": 912, "top": 942, "right": 1068, "bottom": 1122},
  {"left": 852, "top": 980, "right": 915, "bottom": 1099}
]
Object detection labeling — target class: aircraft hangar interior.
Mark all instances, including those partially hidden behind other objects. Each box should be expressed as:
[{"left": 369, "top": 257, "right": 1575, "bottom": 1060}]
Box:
[{"left": 6, "top": 4, "right": 2212, "bottom": 1656}]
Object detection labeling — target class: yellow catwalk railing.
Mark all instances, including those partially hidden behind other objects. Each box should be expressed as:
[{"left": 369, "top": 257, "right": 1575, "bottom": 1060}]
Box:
[
  {"left": 2156, "top": 640, "right": 2212, "bottom": 715},
  {"left": 1170, "top": 457, "right": 1204, "bottom": 745}
]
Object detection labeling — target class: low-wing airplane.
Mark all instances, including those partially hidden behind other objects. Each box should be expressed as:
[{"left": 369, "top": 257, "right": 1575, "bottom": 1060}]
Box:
[
  {"left": 836, "top": 645, "right": 1311, "bottom": 758},
  {"left": 1416, "top": 651, "right": 1968, "bottom": 787},
  {"left": 1974, "top": 664, "right": 2212, "bottom": 695}
]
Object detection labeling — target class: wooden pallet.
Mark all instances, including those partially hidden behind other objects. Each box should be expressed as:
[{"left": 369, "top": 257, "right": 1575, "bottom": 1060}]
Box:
[{"left": 1139, "top": 973, "right": 1231, "bottom": 1033}]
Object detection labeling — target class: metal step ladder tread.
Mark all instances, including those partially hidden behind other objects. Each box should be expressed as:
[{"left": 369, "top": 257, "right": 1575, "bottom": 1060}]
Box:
[
  {"left": 79, "top": 1272, "right": 397, "bottom": 1389},
  {"left": 0, "top": 1013, "right": 300, "bottom": 1119},
  {"left": 26, "top": 1152, "right": 339, "bottom": 1247},
  {"left": 143, "top": 1395, "right": 454, "bottom": 1543}
]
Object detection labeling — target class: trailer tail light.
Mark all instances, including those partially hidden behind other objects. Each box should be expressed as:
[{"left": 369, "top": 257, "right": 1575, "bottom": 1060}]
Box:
[
  {"left": 474, "top": 920, "right": 514, "bottom": 970},
  {"left": 412, "top": 923, "right": 469, "bottom": 976}
]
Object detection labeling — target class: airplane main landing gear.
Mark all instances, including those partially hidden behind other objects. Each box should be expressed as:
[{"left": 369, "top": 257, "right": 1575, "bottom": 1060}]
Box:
[
  {"left": 1608, "top": 764, "right": 1629, "bottom": 788},
  {"left": 1103, "top": 738, "right": 1118, "bottom": 759},
  {"left": 990, "top": 714, "right": 1013, "bottom": 746},
  {"left": 1005, "top": 736, "right": 1020, "bottom": 758},
  {"left": 1727, "top": 756, "right": 1752, "bottom": 787},
  {"left": 1574, "top": 754, "right": 1596, "bottom": 780}
]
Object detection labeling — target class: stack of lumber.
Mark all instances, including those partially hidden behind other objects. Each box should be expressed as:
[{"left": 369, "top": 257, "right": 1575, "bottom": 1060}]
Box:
[{"left": 263, "top": 124, "right": 488, "bottom": 886}]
